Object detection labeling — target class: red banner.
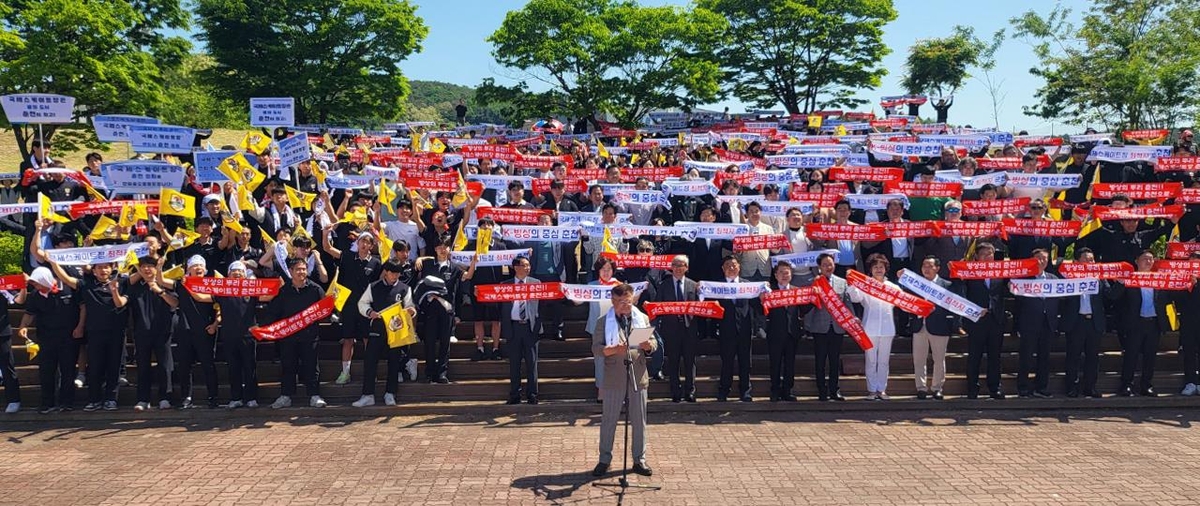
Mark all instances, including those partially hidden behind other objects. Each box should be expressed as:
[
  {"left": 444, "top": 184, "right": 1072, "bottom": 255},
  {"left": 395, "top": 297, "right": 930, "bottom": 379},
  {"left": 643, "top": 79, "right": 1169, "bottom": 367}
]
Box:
[
  {"left": 961, "top": 197, "right": 1029, "bottom": 216},
  {"left": 761, "top": 287, "right": 821, "bottom": 314},
  {"left": 788, "top": 192, "right": 844, "bottom": 207},
  {"left": 644, "top": 301, "right": 725, "bottom": 320},
  {"left": 1167, "top": 242, "right": 1200, "bottom": 260},
  {"left": 884, "top": 220, "right": 939, "bottom": 238},
  {"left": 1091, "top": 204, "right": 1184, "bottom": 221},
  {"left": 1122, "top": 129, "right": 1169, "bottom": 142},
  {"left": 827, "top": 166, "right": 904, "bottom": 182},
  {"left": 713, "top": 170, "right": 758, "bottom": 188},
  {"left": 1180, "top": 188, "right": 1200, "bottom": 204},
  {"left": 1001, "top": 218, "right": 1081, "bottom": 237},
  {"left": 846, "top": 269, "right": 934, "bottom": 317},
  {"left": 1058, "top": 262, "right": 1134, "bottom": 279},
  {"left": 1156, "top": 157, "right": 1200, "bottom": 172},
  {"left": 402, "top": 172, "right": 459, "bottom": 192},
  {"left": 474, "top": 282, "right": 565, "bottom": 303},
  {"left": 516, "top": 153, "right": 574, "bottom": 170},
  {"left": 1090, "top": 183, "right": 1181, "bottom": 200},
  {"left": 1013, "top": 136, "right": 1063, "bottom": 148},
  {"left": 250, "top": 296, "right": 335, "bottom": 341},
  {"left": 0, "top": 274, "right": 25, "bottom": 291},
  {"left": 948, "top": 259, "right": 1040, "bottom": 280},
  {"left": 1119, "top": 271, "right": 1194, "bottom": 291},
  {"left": 713, "top": 148, "right": 767, "bottom": 169},
  {"left": 933, "top": 220, "right": 1004, "bottom": 238},
  {"left": 870, "top": 118, "right": 908, "bottom": 129},
  {"left": 975, "top": 155, "right": 1051, "bottom": 170},
  {"left": 475, "top": 207, "right": 554, "bottom": 224},
  {"left": 461, "top": 144, "right": 518, "bottom": 161},
  {"left": 1152, "top": 260, "right": 1200, "bottom": 276},
  {"left": 183, "top": 276, "right": 282, "bottom": 297},
  {"left": 805, "top": 223, "right": 888, "bottom": 241},
  {"left": 813, "top": 276, "right": 873, "bottom": 351},
  {"left": 883, "top": 181, "right": 964, "bottom": 198},
  {"left": 621, "top": 166, "right": 683, "bottom": 182},
  {"left": 599, "top": 252, "right": 674, "bottom": 270},
  {"left": 68, "top": 200, "right": 160, "bottom": 219},
  {"left": 732, "top": 234, "right": 792, "bottom": 252},
  {"left": 569, "top": 168, "right": 608, "bottom": 181}
]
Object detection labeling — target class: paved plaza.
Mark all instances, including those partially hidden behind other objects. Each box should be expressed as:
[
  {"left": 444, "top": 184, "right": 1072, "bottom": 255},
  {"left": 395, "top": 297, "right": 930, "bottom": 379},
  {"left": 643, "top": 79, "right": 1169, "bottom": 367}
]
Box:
[{"left": 4, "top": 406, "right": 1200, "bottom": 505}]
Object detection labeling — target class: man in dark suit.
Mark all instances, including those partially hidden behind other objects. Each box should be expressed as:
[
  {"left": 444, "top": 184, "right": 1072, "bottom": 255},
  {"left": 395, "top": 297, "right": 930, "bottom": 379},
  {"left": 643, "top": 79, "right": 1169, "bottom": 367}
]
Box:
[
  {"left": 713, "top": 255, "right": 762, "bottom": 402},
  {"left": 961, "top": 242, "right": 1008, "bottom": 399},
  {"left": 914, "top": 201, "right": 970, "bottom": 278},
  {"left": 862, "top": 198, "right": 915, "bottom": 277},
  {"left": 1172, "top": 251, "right": 1200, "bottom": 396},
  {"left": 764, "top": 261, "right": 803, "bottom": 402},
  {"left": 1059, "top": 248, "right": 1114, "bottom": 398},
  {"left": 1113, "top": 250, "right": 1175, "bottom": 397},
  {"left": 688, "top": 206, "right": 728, "bottom": 341},
  {"left": 538, "top": 180, "right": 580, "bottom": 338},
  {"left": 499, "top": 256, "right": 543, "bottom": 404},
  {"left": 655, "top": 255, "right": 700, "bottom": 402},
  {"left": 1011, "top": 248, "right": 1060, "bottom": 398}
]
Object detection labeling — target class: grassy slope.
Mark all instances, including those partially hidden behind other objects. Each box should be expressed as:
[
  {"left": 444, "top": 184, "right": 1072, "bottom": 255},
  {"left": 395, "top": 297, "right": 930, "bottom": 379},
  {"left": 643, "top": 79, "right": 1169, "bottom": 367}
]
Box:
[{"left": 0, "top": 128, "right": 247, "bottom": 172}]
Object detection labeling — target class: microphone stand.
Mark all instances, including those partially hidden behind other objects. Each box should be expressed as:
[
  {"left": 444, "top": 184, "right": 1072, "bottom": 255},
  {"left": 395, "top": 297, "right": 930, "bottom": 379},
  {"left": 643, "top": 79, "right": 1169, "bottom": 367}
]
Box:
[{"left": 593, "top": 339, "right": 661, "bottom": 504}]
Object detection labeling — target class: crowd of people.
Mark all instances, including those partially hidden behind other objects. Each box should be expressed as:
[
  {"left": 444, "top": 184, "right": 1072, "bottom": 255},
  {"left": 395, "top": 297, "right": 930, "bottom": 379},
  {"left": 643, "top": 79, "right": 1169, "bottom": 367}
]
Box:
[{"left": 2, "top": 111, "right": 1199, "bottom": 415}]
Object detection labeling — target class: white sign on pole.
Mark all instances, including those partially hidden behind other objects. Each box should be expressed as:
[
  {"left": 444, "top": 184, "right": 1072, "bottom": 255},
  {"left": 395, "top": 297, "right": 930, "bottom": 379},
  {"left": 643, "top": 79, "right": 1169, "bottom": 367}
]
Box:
[
  {"left": 276, "top": 134, "right": 311, "bottom": 168},
  {"left": 250, "top": 97, "right": 295, "bottom": 127},
  {"left": 92, "top": 115, "right": 161, "bottom": 142},
  {"left": 129, "top": 125, "right": 196, "bottom": 153},
  {"left": 1, "top": 94, "right": 75, "bottom": 123}
]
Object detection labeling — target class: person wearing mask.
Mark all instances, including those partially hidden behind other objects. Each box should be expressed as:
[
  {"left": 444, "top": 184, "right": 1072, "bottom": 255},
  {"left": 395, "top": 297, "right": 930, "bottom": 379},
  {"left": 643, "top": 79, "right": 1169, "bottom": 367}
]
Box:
[
  {"left": 763, "top": 261, "right": 803, "bottom": 402},
  {"left": 263, "top": 258, "right": 328, "bottom": 409},
  {"left": 501, "top": 256, "right": 543, "bottom": 405},
  {"left": 352, "top": 262, "right": 416, "bottom": 407},
  {"left": 1060, "top": 248, "right": 1114, "bottom": 398},
  {"left": 1011, "top": 249, "right": 1060, "bottom": 398},
  {"left": 907, "top": 256, "right": 959, "bottom": 400},
  {"left": 590, "top": 283, "right": 656, "bottom": 478},
  {"left": 803, "top": 253, "right": 850, "bottom": 401},
  {"left": 1113, "top": 250, "right": 1174, "bottom": 397},
  {"left": 213, "top": 261, "right": 261, "bottom": 409}
]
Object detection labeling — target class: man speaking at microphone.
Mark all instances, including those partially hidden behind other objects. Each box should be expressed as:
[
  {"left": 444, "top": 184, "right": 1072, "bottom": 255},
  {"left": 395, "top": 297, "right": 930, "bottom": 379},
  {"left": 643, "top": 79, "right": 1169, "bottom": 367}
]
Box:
[{"left": 591, "top": 283, "right": 656, "bottom": 477}]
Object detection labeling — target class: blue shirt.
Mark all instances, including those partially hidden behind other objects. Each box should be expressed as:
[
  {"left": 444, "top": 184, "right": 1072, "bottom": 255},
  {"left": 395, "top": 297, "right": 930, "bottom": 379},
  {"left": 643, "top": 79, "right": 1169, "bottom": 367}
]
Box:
[
  {"left": 1140, "top": 288, "right": 1155, "bottom": 317},
  {"left": 1080, "top": 292, "right": 1092, "bottom": 315}
]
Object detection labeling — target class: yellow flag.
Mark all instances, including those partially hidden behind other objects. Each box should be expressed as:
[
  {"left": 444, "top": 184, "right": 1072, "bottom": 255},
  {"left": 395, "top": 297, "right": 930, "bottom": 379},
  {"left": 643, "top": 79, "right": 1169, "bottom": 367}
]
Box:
[
  {"left": 380, "top": 232, "right": 394, "bottom": 263},
  {"left": 292, "top": 223, "right": 311, "bottom": 241},
  {"left": 1084, "top": 164, "right": 1102, "bottom": 200},
  {"left": 88, "top": 215, "right": 127, "bottom": 241},
  {"left": 236, "top": 185, "right": 256, "bottom": 213},
  {"left": 451, "top": 173, "right": 469, "bottom": 208},
  {"left": 379, "top": 180, "right": 397, "bottom": 215},
  {"left": 284, "top": 185, "right": 316, "bottom": 211},
  {"left": 410, "top": 189, "right": 432, "bottom": 209},
  {"left": 159, "top": 188, "right": 196, "bottom": 219},
  {"left": 429, "top": 137, "right": 446, "bottom": 154},
  {"left": 25, "top": 341, "right": 39, "bottom": 360},
  {"left": 39, "top": 193, "right": 70, "bottom": 224},
  {"left": 678, "top": 131, "right": 686, "bottom": 146},
  {"left": 83, "top": 183, "right": 107, "bottom": 202},
  {"left": 162, "top": 264, "right": 184, "bottom": 281},
  {"left": 602, "top": 225, "right": 617, "bottom": 254},
  {"left": 220, "top": 210, "right": 245, "bottom": 234},
  {"left": 310, "top": 160, "right": 327, "bottom": 186},
  {"left": 807, "top": 115, "right": 823, "bottom": 128},
  {"left": 338, "top": 207, "right": 368, "bottom": 227},
  {"left": 217, "top": 153, "right": 248, "bottom": 184},
  {"left": 410, "top": 131, "right": 422, "bottom": 153},
  {"left": 1167, "top": 302, "right": 1180, "bottom": 331},
  {"left": 240, "top": 131, "right": 273, "bottom": 155},
  {"left": 259, "top": 226, "right": 274, "bottom": 246},
  {"left": 452, "top": 219, "right": 469, "bottom": 252},
  {"left": 168, "top": 227, "right": 200, "bottom": 252},
  {"left": 118, "top": 203, "right": 148, "bottom": 228},
  {"left": 329, "top": 273, "right": 352, "bottom": 312},
  {"left": 382, "top": 302, "right": 418, "bottom": 348},
  {"left": 1078, "top": 217, "right": 1103, "bottom": 239},
  {"left": 596, "top": 137, "right": 610, "bottom": 159},
  {"left": 122, "top": 245, "right": 138, "bottom": 271},
  {"left": 835, "top": 125, "right": 848, "bottom": 137},
  {"left": 476, "top": 226, "right": 492, "bottom": 254}
]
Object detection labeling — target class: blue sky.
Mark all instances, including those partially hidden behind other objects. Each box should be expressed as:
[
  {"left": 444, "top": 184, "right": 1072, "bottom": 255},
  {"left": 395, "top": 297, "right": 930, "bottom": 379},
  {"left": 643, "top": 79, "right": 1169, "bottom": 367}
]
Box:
[{"left": 398, "top": 0, "right": 1087, "bottom": 134}]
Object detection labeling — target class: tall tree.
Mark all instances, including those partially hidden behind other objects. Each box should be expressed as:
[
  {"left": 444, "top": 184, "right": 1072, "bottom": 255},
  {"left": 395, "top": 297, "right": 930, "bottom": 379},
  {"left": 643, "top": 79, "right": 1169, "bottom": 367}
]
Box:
[
  {"left": 1011, "top": 0, "right": 1200, "bottom": 130},
  {"left": 0, "top": 0, "right": 190, "bottom": 159},
  {"left": 699, "top": 0, "right": 897, "bottom": 115},
  {"left": 487, "top": 0, "right": 726, "bottom": 128},
  {"left": 901, "top": 26, "right": 998, "bottom": 123},
  {"left": 195, "top": 0, "right": 428, "bottom": 125}
]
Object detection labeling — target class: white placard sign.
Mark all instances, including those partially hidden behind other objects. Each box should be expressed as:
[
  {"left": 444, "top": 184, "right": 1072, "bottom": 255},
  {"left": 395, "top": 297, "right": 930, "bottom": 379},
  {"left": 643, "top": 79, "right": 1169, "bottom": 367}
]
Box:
[
  {"left": 1, "top": 94, "right": 75, "bottom": 123},
  {"left": 250, "top": 97, "right": 295, "bottom": 127}
]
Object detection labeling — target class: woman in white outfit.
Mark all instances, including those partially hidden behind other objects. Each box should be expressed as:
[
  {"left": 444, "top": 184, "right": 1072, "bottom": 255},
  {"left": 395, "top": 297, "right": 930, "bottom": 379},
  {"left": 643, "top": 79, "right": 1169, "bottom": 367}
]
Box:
[
  {"left": 580, "top": 256, "right": 621, "bottom": 402},
  {"left": 846, "top": 253, "right": 898, "bottom": 400}
]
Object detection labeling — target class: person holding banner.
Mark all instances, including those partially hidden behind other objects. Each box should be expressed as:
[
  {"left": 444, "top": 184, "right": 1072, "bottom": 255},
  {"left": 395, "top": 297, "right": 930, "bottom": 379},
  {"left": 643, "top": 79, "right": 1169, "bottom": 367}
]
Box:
[
  {"left": 1112, "top": 250, "right": 1174, "bottom": 397},
  {"left": 1006, "top": 199, "right": 1071, "bottom": 261},
  {"left": 1072, "top": 195, "right": 1177, "bottom": 266},
  {"left": 210, "top": 261, "right": 262, "bottom": 408},
  {"left": 581, "top": 204, "right": 628, "bottom": 281},
  {"left": 1011, "top": 249, "right": 1061, "bottom": 398},
  {"left": 1059, "top": 248, "right": 1114, "bottom": 398},
  {"left": 590, "top": 283, "right": 656, "bottom": 478},
  {"left": 959, "top": 242, "right": 1009, "bottom": 399},
  {"left": 1172, "top": 251, "right": 1200, "bottom": 396},
  {"left": 905, "top": 256, "right": 959, "bottom": 400},
  {"left": 914, "top": 201, "right": 969, "bottom": 279},
  {"left": 120, "top": 256, "right": 180, "bottom": 411},
  {"left": 162, "top": 256, "right": 221, "bottom": 409},
  {"left": 653, "top": 255, "right": 699, "bottom": 403},
  {"left": 846, "top": 255, "right": 901, "bottom": 400},
  {"left": 715, "top": 256, "right": 762, "bottom": 402},
  {"left": 863, "top": 199, "right": 915, "bottom": 278},
  {"left": 803, "top": 253, "right": 851, "bottom": 401},
  {"left": 527, "top": 213, "right": 570, "bottom": 341},
  {"left": 46, "top": 259, "right": 126, "bottom": 411},
  {"left": 817, "top": 200, "right": 864, "bottom": 277},
  {"left": 467, "top": 218, "right": 506, "bottom": 362},
  {"left": 354, "top": 262, "right": 416, "bottom": 407},
  {"left": 501, "top": 256, "right": 543, "bottom": 405},
  {"left": 764, "top": 261, "right": 803, "bottom": 402},
  {"left": 263, "top": 258, "right": 328, "bottom": 409}
]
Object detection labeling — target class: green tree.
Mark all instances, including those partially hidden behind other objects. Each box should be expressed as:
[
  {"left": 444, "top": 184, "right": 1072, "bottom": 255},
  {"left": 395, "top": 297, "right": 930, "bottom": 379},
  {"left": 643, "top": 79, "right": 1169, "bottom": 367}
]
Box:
[
  {"left": 1011, "top": 0, "right": 1200, "bottom": 130},
  {"left": 487, "top": 0, "right": 726, "bottom": 128},
  {"left": 195, "top": 0, "right": 428, "bottom": 125},
  {"left": 0, "top": 0, "right": 190, "bottom": 159},
  {"left": 159, "top": 54, "right": 248, "bottom": 129},
  {"left": 699, "top": 0, "right": 897, "bottom": 115},
  {"left": 901, "top": 26, "right": 1000, "bottom": 123}
]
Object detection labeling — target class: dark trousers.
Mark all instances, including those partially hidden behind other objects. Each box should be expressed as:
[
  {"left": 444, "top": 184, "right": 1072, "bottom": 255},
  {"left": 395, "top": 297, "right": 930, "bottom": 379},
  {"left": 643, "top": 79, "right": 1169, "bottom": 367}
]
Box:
[
  {"left": 87, "top": 328, "right": 125, "bottom": 404},
  {"left": 718, "top": 324, "right": 752, "bottom": 397},
  {"left": 422, "top": 308, "right": 453, "bottom": 381},
  {"left": 965, "top": 322, "right": 1003, "bottom": 395},
  {"left": 1121, "top": 320, "right": 1160, "bottom": 392},
  {"left": 662, "top": 323, "right": 697, "bottom": 399},
  {"left": 507, "top": 323, "right": 539, "bottom": 399},
  {"left": 361, "top": 335, "right": 403, "bottom": 396},
  {"left": 1065, "top": 322, "right": 1102, "bottom": 393},
  {"left": 768, "top": 333, "right": 799, "bottom": 397},
  {"left": 1017, "top": 322, "right": 1054, "bottom": 394},
  {"left": 176, "top": 330, "right": 218, "bottom": 403},
  {"left": 540, "top": 299, "right": 566, "bottom": 339},
  {"left": 648, "top": 331, "right": 664, "bottom": 377},
  {"left": 0, "top": 336, "right": 18, "bottom": 404},
  {"left": 36, "top": 333, "right": 75, "bottom": 408},
  {"left": 279, "top": 334, "right": 320, "bottom": 398},
  {"left": 1180, "top": 324, "right": 1199, "bottom": 386},
  {"left": 223, "top": 333, "right": 258, "bottom": 402},
  {"left": 812, "top": 332, "right": 844, "bottom": 396},
  {"left": 133, "top": 331, "right": 171, "bottom": 403}
]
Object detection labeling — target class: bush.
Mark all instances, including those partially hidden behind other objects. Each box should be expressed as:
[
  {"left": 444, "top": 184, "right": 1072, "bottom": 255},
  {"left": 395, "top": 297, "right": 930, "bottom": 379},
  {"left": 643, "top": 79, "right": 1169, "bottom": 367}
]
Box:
[{"left": 0, "top": 231, "right": 22, "bottom": 274}]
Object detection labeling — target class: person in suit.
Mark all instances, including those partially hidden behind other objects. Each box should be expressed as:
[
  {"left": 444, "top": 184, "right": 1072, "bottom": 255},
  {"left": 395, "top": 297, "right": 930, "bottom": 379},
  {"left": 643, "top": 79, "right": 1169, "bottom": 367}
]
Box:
[
  {"left": 907, "top": 256, "right": 960, "bottom": 400},
  {"left": 590, "top": 283, "right": 656, "bottom": 478},
  {"left": 1059, "top": 248, "right": 1114, "bottom": 398},
  {"left": 803, "top": 252, "right": 851, "bottom": 401},
  {"left": 500, "top": 256, "right": 543, "bottom": 405},
  {"left": 961, "top": 241, "right": 1008, "bottom": 399},
  {"left": 656, "top": 255, "right": 700, "bottom": 403},
  {"left": 688, "top": 206, "right": 728, "bottom": 341},
  {"left": 1011, "top": 248, "right": 1060, "bottom": 398},
  {"left": 714, "top": 255, "right": 762, "bottom": 401},
  {"left": 862, "top": 198, "right": 915, "bottom": 277},
  {"left": 764, "top": 261, "right": 803, "bottom": 402},
  {"left": 1113, "top": 250, "right": 1175, "bottom": 397},
  {"left": 1005, "top": 199, "right": 1072, "bottom": 261},
  {"left": 1172, "top": 251, "right": 1200, "bottom": 396},
  {"left": 914, "top": 201, "right": 970, "bottom": 278},
  {"left": 539, "top": 179, "right": 580, "bottom": 285},
  {"left": 816, "top": 199, "right": 865, "bottom": 277}
]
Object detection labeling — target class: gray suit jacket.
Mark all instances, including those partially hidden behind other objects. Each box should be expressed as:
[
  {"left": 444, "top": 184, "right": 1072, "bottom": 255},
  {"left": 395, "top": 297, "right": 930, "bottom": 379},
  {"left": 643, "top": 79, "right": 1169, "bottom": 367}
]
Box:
[
  {"left": 802, "top": 274, "right": 850, "bottom": 334},
  {"left": 591, "top": 308, "right": 658, "bottom": 392},
  {"left": 499, "top": 276, "right": 542, "bottom": 337}
]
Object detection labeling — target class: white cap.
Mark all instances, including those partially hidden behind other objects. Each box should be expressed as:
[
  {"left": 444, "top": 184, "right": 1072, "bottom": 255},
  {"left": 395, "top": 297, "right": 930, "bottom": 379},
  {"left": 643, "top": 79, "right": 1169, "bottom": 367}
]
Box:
[
  {"left": 187, "top": 255, "right": 207, "bottom": 269},
  {"left": 228, "top": 261, "right": 247, "bottom": 274},
  {"left": 202, "top": 194, "right": 222, "bottom": 205}
]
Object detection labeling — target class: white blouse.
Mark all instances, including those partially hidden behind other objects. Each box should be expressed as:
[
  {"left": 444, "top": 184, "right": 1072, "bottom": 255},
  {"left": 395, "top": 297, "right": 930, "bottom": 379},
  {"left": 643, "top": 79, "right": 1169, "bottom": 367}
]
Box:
[{"left": 846, "top": 279, "right": 898, "bottom": 337}]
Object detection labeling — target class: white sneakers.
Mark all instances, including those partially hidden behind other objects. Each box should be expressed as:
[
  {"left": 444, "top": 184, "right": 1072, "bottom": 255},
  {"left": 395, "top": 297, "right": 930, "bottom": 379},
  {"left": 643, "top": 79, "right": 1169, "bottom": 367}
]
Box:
[
  {"left": 271, "top": 396, "right": 292, "bottom": 409},
  {"left": 246, "top": 400, "right": 259, "bottom": 408},
  {"left": 74, "top": 373, "right": 86, "bottom": 389},
  {"left": 158, "top": 400, "right": 172, "bottom": 410},
  {"left": 310, "top": 396, "right": 327, "bottom": 408},
  {"left": 449, "top": 335, "right": 459, "bottom": 343},
  {"left": 335, "top": 371, "right": 351, "bottom": 385},
  {"left": 4, "top": 402, "right": 19, "bottom": 414},
  {"left": 384, "top": 393, "right": 397, "bottom": 406},
  {"left": 878, "top": 392, "right": 891, "bottom": 400},
  {"left": 226, "top": 400, "right": 244, "bottom": 409},
  {"left": 134, "top": 402, "right": 149, "bottom": 412},
  {"left": 1182, "top": 383, "right": 1198, "bottom": 396},
  {"left": 352, "top": 395, "right": 375, "bottom": 408},
  {"left": 406, "top": 359, "right": 418, "bottom": 382}
]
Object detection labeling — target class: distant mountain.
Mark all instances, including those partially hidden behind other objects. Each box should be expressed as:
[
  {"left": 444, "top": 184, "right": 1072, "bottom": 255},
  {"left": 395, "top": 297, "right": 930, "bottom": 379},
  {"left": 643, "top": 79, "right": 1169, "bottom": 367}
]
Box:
[{"left": 403, "top": 80, "right": 507, "bottom": 125}]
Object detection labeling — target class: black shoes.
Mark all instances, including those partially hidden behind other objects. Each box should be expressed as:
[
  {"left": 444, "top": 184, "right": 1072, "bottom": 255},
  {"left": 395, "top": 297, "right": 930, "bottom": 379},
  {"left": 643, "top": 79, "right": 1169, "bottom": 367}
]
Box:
[
  {"left": 685, "top": 395, "right": 697, "bottom": 403},
  {"left": 989, "top": 392, "right": 1006, "bottom": 400},
  {"left": 632, "top": 463, "right": 653, "bottom": 476},
  {"left": 931, "top": 391, "right": 944, "bottom": 400},
  {"left": 1118, "top": 387, "right": 1135, "bottom": 397},
  {"left": 471, "top": 348, "right": 485, "bottom": 361},
  {"left": 916, "top": 391, "right": 928, "bottom": 400},
  {"left": 490, "top": 348, "right": 505, "bottom": 361},
  {"left": 1141, "top": 388, "right": 1158, "bottom": 397},
  {"left": 1066, "top": 388, "right": 1079, "bottom": 398},
  {"left": 671, "top": 396, "right": 682, "bottom": 403},
  {"left": 527, "top": 397, "right": 539, "bottom": 405},
  {"left": 1032, "top": 390, "right": 1053, "bottom": 399},
  {"left": 436, "top": 376, "right": 451, "bottom": 384},
  {"left": 739, "top": 394, "right": 753, "bottom": 402},
  {"left": 506, "top": 397, "right": 521, "bottom": 405},
  {"left": 781, "top": 394, "right": 798, "bottom": 402},
  {"left": 592, "top": 462, "right": 609, "bottom": 477}
]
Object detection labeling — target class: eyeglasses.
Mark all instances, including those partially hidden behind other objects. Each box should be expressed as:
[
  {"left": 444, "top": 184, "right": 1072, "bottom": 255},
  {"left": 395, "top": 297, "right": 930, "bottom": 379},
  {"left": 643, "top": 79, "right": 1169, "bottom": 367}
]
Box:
[
  {"left": 638, "top": 248, "right": 654, "bottom": 253},
  {"left": 1030, "top": 205, "right": 1046, "bottom": 210},
  {"left": 946, "top": 208, "right": 962, "bottom": 213}
]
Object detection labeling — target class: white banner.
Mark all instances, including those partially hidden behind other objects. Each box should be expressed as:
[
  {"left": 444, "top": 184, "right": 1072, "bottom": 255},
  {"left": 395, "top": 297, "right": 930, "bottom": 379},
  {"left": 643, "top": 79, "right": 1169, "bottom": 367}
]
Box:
[
  {"left": 918, "top": 134, "right": 991, "bottom": 147},
  {"left": 250, "top": 97, "right": 295, "bottom": 127},
  {"left": 0, "top": 203, "right": 39, "bottom": 216},
  {"left": 614, "top": 190, "right": 670, "bottom": 208},
  {"left": 770, "top": 249, "right": 841, "bottom": 268},
  {"left": 617, "top": 225, "right": 697, "bottom": 241},
  {"left": 765, "top": 154, "right": 839, "bottom": 168},
  {"left": 1087, "top": 145, "right": 1173, "bottom": 163},
  {"left": 1009, "top": 278, "right": 1100, "bottom": 298},
  {"left": 761, "top": 201, "right": 816, "bottom": 216},
  {"left": 698, "top": 281, "right": 771, "bottom": 300},
  {"left": 363, "top": 165, "right": 399, "bottom": 180},
  {"left": 557, "top": 212, "right": 632, "bottom": 227},
  {"left": 661, "top": 180, "right": 718, "bottom": 196},
  {"left": 276, "top": 134, "right": 311, "bottom": 168},
  {"left": 869, "top": 141, "right": 945, "bottom": 157},
  {"left": 500, "top": 226, "right": 581, "bottom": 243},
  {"left": 752, "top": 169, "right": 804, "bottom": 186},
  {"left": 450, "top": 248, "right": 532, "bottom": 267},
  {"left": 325, "top": 173, "right": 374, "bottom": 190},
  {"left": 1069, "top": 133, "right": 1114, "bottom": 143},
  {"left": 1, "top": 93, "right": 75, "bottom": 123},
  {"left": 129, "top": 125, "right": 196, "bottom": 153},
  {"left": 1005, "top": 173, "right": 1082, "bottom": 190},
  {"left": 844, "top": 193, "right": 910, "bottom": 210},
  {"left": 560, "top": 282, "right": 649, "bottom": 302},
  {"left": 934, "top": 169, "right": 1007, "bottom": 190},
  {"left": 193, "top": 150, "right": 255, "bottom": 184},
  {"left": 92, "top": 114, "right": 160, "bottom": 142},
  {"left": 47, "top": 242, "right": 149, "bottom": 266},
  {"left": 101, "top": 161, "right": 185, "bottom": 194},
  {"left": 898, "top": 269, "right": 984, "bottom": 322},
  {"left": 683, "top": 160, "right": 753, "bottom": 172},
  {"left": 675, "top": 221, "right": 751, "bottom": 239}
]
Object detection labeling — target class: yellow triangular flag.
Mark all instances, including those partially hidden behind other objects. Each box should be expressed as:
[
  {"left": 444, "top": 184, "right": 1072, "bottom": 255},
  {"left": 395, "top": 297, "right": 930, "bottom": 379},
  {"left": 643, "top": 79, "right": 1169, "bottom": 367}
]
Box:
[
  {"left": 159, "top": 188, "right": 196, "bottom": 219},
  {"left": 162, "top": 264, "right": 185, "bottom": 280},
  {"left": 379, "top": 180, "right": 397, "bottom": 215},
  {"left": 240, "top": 131, "right": 272, "bottom": 155},
  {"left": 1167, "top": 302, "right": 1180, "bottom": 331},
  {"left": 452, "top": 219, "right": 469, "bottom": 252},
  {"left": 379, "top": 232, "right": 394, "bottom": 264},
  {"left": 292, "top": 223, "right": 311, "bottom": 241},
  {"left": 410, "top": 131, "right": 422, "bottom": 153},
  {"left": 122, "top": 246, "right": 139, "bottom": 272},
  {"left": 835, "top": 125, "right": 848, "bottom": 137},
  {"left": 117, "top": 203, "right": 148, "bottom": 228},
  {"left": 430, "top": 137, "right": 446, "bottom": 154},
  {"left": 595, "top": 136, "right": 610, "bottom": 159},
  {"left": 284, "top": 185, "right": 316, "bottom": 211},
  {"left": 602, "top": 225, "right": 617, "bottom": 254},
  {"left": 382, "top": 302, "right": 418, "bottom": 348},
  {"left": 87, "top": 215, "right": 127, "bottom": 241},
  {"left": 25, "top": 341, "right": 39, "bottom": 360},
  {"left": 451, "top": 173, "right": 469, "bottom": 208},
  {"left": 1078, "top": 217, "right": 1103, "bottom": 239},
  {"left": 476, "top": 226, "right": 492, "bottom": 254},
  {"left": 310, "top": 160, "right": 327, "bottom": 186},
  {"left": 338, "top": 208, "right": 369, "bottom": 228},
  {"left": 236, "top": 185, "right": 256, "bottom": 214},
  {"left": 39, "top": 193, "right": 70, "bottom": 224},
  {"left": 168, "top": 227, "right": 200, "bottom": 252},
  {"left": 329, "top": 273, "right": 352, "bottom": 312},
  {"left": 807, "top": 115, "right": 823, "bottom": 128},
  {"left": 259, "top": 226, "right": 275, "bottom": 246}
]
